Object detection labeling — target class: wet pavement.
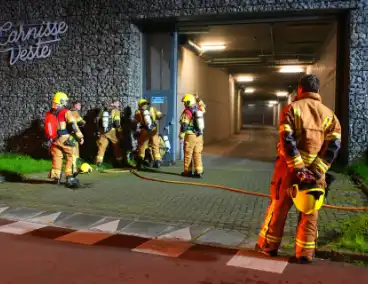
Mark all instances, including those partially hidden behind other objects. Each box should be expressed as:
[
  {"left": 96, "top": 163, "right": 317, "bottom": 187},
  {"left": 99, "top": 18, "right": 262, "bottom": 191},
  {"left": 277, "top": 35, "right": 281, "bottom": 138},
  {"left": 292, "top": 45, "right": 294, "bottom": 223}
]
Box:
[
  {"left": 0, "top": 128, "right": 366, "bottom": 251},
  {"left": 0, "top": 232, "right": 367, "bottom": 284}
]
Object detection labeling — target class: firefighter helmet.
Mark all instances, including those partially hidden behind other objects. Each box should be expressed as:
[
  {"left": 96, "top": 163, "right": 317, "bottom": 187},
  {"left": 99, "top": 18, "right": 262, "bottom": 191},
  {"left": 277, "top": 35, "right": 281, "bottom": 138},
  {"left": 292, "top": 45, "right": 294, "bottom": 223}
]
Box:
[
  {"left": 138, "top": 99, "right": 149, "bottom": 108},
  {"left": 79, "top": 163, "right": 93, "bottom": 174},
  {"left": 290, "top": 183, "right": 325, "bottom": 215},
  {"left": 182, "top": 94, "right": 196, "bottom": 107},
  {"left": 53, "top": 92, "right": 69, "bottom": 106}
]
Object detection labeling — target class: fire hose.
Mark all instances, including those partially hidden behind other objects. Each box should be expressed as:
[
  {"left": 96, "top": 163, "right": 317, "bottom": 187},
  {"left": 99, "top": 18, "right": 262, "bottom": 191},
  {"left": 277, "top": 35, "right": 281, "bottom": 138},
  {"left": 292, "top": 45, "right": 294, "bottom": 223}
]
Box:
[{"left": 130, "top": 170, "right": 368, "bottom": 211}]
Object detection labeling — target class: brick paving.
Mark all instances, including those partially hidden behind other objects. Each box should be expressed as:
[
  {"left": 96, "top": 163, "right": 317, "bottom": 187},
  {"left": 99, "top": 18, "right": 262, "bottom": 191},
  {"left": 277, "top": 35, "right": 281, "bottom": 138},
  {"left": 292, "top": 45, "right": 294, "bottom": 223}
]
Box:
[{"left": 0, "top": 128, "right": 366, "bottom": 250}]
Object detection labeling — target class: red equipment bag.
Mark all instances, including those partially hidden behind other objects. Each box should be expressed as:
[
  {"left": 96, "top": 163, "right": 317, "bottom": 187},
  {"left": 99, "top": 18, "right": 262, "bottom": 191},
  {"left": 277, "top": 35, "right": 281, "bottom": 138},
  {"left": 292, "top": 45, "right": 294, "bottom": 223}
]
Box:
[
  {"left": 44, "top": 109, "right": 67, "bottom": 140},
  {"left": 44, "top": 110, "right": 59, "bottom": 140}
]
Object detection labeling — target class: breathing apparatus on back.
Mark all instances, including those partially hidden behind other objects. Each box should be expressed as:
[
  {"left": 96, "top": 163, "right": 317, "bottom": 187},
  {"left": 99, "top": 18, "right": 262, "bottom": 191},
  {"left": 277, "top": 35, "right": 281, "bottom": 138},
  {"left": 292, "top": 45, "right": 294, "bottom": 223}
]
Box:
[
  {"left": 138, "top": 99, "right": 154, "bottom": 131},
  {"left": 182, "top": 94, "right": 205, "bottom": 136},
  {"left": 99, "top": 106, "right": 111, "bottom": 133}
]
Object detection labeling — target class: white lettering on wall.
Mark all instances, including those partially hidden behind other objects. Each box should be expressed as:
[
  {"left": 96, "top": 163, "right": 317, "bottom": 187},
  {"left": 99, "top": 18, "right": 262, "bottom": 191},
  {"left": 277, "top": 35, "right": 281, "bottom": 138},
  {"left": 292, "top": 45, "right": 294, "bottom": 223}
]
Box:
[{"left": 0, "top": 21, "right": 68, "bottom": 65}]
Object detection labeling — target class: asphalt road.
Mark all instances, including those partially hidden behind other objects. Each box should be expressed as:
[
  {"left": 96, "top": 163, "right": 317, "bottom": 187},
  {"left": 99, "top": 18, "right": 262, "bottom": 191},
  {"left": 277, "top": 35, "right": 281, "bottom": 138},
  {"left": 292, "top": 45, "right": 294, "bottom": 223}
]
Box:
[{"left": 0, "top": 233, "right": 367, "bottom": 284}]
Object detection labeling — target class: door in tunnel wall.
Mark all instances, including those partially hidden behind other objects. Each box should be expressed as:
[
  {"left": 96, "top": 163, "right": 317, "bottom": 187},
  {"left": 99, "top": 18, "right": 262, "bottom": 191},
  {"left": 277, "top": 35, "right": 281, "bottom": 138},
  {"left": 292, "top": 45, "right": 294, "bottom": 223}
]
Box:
[
  {"left": 243, "top": 104, "right": 274, "bottom": 126},
  {"left": 143, "top": 32, "right": 178, "bottom": 163}
]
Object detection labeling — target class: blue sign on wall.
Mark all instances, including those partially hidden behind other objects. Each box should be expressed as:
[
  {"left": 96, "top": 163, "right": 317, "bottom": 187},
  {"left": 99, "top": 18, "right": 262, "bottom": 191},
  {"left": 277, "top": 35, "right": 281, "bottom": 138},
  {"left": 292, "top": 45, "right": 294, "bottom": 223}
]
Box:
[{"left": 151, "top": 96, "right": 165, "bottom": 104}]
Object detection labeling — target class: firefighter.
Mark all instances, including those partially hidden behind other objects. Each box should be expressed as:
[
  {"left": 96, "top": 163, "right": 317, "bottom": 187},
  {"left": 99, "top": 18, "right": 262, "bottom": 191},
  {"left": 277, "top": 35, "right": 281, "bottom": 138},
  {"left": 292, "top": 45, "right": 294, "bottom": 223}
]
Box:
[
  {"left": 255, "top": 74, "right": 341, "bottom": 264},
  {"left": 70, "top": 100, "right": 86, "bottom": 172},
  {"left": 188, "top": 94, "right": 206, "bottom": 172},
  {"left": 45, "top": 92, "right": 84, "bottom": 188},
  {"left": 180, "top": 94, "right": 205, "bottom": 178},
  {"left": 95, "top": 99, "right": 123, "bottom": 167},
  {"left": 134, "top": 99, "right": 164, "bottom": 169}
]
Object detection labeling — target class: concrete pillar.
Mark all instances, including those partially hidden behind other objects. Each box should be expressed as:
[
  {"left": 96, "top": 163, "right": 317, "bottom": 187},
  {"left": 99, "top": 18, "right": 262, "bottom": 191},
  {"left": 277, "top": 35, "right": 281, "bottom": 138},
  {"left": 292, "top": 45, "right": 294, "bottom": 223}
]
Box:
[{"left": 273, "top": 104, "right": 277, "bottom": 126}]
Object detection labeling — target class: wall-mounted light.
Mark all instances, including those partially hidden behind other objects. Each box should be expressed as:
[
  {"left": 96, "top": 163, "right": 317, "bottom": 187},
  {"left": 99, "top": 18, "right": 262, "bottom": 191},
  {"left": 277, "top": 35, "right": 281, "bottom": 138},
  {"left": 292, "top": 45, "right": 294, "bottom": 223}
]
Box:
[
  {"left": 276, "top": 91, "right": 288, "bottom": 97},
  {"left": 279, "top": 65, "right": 304, "bottom": 73},
  {"left": 244, "top": 88, "right": 255, "bottom": 93},
  {"left": 268, "top": 104, "right": 274, "bottom": 108},
  {"left": 268, "top": 100, "right": 278, "bottom": 104},
  {"left": 200, "top": 43, "right": 226, "bottom": 52},
  {"left": 248, "top": 104, "right": 255, "bottom": 107},
  {"left": 236, "top": 75, "right": 254, "bottom": 82}
]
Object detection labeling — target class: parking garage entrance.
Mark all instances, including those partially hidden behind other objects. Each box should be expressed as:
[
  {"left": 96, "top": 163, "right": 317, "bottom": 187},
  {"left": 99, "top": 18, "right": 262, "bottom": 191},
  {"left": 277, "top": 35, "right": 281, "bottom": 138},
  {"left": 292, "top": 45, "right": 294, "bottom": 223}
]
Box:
[{"left": 138, "top": 11, "right": 348, "bottom": 164}]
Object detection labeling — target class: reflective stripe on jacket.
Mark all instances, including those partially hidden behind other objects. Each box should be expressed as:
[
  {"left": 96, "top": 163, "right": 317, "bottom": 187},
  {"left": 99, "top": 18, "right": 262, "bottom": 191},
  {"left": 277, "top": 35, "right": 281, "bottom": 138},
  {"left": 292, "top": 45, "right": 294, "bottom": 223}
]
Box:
[{"left": 279, "top": 92, "right": 341, "bottom": 174}]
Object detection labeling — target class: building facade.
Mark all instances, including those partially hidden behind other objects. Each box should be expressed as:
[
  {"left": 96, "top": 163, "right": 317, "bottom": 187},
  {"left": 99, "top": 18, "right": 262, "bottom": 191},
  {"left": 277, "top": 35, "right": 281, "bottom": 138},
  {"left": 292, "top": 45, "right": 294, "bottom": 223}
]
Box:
[{"left": 0, "top": 0, "right": 367, "bottom": 163}]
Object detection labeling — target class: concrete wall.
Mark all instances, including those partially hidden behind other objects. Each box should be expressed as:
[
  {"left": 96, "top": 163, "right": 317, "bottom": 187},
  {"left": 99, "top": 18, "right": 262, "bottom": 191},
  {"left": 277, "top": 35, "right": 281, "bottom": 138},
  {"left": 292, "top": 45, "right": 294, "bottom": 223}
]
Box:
[
  {"left": 177, "top": 47, "right": 231, "bottom": 151},
  {"left": 0, "top": 0, "right": 368, "bottom": 163},
  {"left": 307, "top": 23, "right": 337, "bottom": 111}
]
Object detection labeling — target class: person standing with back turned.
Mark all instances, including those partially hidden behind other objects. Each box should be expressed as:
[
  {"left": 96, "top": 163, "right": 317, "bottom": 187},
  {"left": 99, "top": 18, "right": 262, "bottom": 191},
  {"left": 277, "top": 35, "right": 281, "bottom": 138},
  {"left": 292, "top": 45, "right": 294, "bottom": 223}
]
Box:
[{"left": 255, "top": 74, "right": 342, "bottom": 264}]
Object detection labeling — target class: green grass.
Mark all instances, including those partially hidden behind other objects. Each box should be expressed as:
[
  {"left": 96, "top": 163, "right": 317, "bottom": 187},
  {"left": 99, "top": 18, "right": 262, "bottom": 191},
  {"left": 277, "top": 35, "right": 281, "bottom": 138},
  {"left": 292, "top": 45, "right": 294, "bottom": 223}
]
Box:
[
  {"left": 0, "top": 154, "right": 51, "bottom": 174},
  {"left": 329, "top": 214, "right": 368, "bottom": 254},
  {"left": 0, "top": 154, "right": 113, "bottom": 174},
  {"left": 350, "top": 162, "right": 368, "bottom": 183}
]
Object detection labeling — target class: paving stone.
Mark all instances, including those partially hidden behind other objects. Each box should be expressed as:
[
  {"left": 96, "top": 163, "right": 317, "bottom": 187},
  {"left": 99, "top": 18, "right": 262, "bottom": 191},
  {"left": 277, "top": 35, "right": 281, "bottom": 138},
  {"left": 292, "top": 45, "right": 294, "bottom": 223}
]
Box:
[
  {"left": 0, "top": 207, "right": 44, "bottom": 221},
  {"left": 53, "top": 213, "right": 104, "bottom": 229},
  {"left": 195, "top": 229, "right": 247, "bottom": 247},
  {"left": 120, "top": 221, "right": 171, "bottom": 238}
]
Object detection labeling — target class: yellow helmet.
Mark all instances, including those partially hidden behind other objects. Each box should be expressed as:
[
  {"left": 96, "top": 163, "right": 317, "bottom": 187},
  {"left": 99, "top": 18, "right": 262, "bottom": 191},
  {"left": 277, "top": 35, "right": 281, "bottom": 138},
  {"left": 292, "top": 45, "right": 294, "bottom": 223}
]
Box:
[
  {"left": 79, "top": 163, "right": 92, "bottom": 174},
  {"left": 290, "top": 183, "right": 325, "bottom": 215},
  {"left": 182, "top": 93, "right": 196, "bottom": 107},
  {"left": 138, "top": 99, "right": 149, "bottom": 108},
  {"left": 53, "top": 92, "right": 69, "bottom": 106}
]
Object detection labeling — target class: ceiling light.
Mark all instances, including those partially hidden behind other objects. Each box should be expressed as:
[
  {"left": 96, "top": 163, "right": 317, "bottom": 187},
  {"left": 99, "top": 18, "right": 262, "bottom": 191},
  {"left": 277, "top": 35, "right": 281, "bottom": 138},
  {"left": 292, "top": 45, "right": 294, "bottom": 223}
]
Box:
[
  {"left": 268, "top": 100, "right": 278, "bottom": 104},
  {"left": 244, "top": 88, "right": 255, "bottom": 93},
  {"left": 279, "top": 65, "right": 304, "bottom": 73},
  {"left": 188, "top": 40, "right": 202, "bottom": 52},
  {"left": 248, "top": 104, "right": 255, "bottom": 107},
  {"left": 276, "top": 91, "right": 288, "bottom": 97},
  {"left": 236, "top": 76, "right": 254, "bottom": 82},
  {"left": 200, "top": 43, "right": 226, "bottom": 52},
  {"left": 268, "top": 104, "right": 274, "bottom": 108}
]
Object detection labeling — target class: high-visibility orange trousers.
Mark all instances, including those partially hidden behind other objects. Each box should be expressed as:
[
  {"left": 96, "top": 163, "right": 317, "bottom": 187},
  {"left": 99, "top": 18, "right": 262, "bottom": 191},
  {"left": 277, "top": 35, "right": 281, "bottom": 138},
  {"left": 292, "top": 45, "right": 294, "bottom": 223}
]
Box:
[
  {"left": 72, "top": 142, "right": 80, "bottom": 173},
  {"left": 138, "top": 128, "right": 161, "bottom": 161},
  {"left": 257, "top": 157, "right": 324, "bottom": 259},
  {"left": 96, "top": 129, "right": 122, "bottom": 164},
  {"left": 49, "top": 136, "right": 74, "bottom": 179},
  {"left": 184, "top": 134, "right": 203, "bottom": 174}
]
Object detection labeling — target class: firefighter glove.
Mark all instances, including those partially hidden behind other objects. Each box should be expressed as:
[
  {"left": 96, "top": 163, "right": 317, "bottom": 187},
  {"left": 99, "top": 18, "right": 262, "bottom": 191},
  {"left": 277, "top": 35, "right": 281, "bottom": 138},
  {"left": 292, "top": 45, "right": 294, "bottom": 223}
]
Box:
[{"left": 295, "top": 168, "right": 316, "bottom": 184}]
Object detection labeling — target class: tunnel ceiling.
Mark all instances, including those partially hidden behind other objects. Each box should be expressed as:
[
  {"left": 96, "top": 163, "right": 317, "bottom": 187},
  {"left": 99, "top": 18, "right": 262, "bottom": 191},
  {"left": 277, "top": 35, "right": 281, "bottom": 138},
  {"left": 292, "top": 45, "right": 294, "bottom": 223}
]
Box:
[{"left": 181, "top": 19, "right": 336, "bottom": 98}]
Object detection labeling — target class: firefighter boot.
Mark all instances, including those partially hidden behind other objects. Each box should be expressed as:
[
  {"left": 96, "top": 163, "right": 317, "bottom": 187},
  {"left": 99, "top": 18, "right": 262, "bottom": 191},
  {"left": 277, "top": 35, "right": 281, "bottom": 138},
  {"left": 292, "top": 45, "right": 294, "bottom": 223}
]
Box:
[
  {"left": 153, "top": 160, "right": 161, "bottom": 169},
  {"left": 65, "top": 176, "right": 80, "bottom": 189},
  {"left": 254, "top": 244, "right": 278, "bottom": 257},
  {"left": 136, "top": 158, "right": 145, "bottom": 171},
  {"left": 297, "top": 256, "right": 313, "bottom": 264},
  {"left": 48, "top": 171, "right": 61, "bottom": 185},
  {"left": 193, "top": 172, "right": 203, "bottom": 179},
  {"left": 181, "top": 171, "right": 193, "bottom": 177}
]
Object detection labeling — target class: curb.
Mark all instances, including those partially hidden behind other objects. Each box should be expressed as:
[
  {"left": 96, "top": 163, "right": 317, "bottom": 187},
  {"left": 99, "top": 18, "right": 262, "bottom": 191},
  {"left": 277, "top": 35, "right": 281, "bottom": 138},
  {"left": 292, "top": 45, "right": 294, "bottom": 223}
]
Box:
[
  {"left": 316, "top": 248, "right": 368, "bottom": 263},
  {"left": 351, "top": 173, "right": 368, "bottom": 198},
  {"left": 0, "top": 204, "right": 366, "bottom": 264}
]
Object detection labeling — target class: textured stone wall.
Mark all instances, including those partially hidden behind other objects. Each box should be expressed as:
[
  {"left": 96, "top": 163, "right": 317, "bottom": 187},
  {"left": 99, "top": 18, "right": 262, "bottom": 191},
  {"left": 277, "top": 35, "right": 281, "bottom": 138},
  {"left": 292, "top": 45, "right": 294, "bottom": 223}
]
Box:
[
  {"left": 0, "top": 0, "right": 368, "bottom": 163},
  {"left": 0, "top": 0, "right": 141, "bottom": 158}
]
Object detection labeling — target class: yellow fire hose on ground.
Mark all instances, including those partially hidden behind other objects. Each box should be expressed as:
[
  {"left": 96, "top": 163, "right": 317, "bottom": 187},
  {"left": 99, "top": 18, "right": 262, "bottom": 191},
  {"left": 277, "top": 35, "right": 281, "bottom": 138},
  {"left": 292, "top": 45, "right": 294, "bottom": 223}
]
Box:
[{"left": 130, "top": 170, "right": 368, "bottom": 211}]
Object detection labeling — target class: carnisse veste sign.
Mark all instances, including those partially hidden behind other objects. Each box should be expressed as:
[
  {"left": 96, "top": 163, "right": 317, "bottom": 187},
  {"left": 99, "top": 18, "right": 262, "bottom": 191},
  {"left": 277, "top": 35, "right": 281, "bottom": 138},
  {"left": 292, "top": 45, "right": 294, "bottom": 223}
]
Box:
[{"left": 0, "top": 21, "right": 68, "bottom": 65}]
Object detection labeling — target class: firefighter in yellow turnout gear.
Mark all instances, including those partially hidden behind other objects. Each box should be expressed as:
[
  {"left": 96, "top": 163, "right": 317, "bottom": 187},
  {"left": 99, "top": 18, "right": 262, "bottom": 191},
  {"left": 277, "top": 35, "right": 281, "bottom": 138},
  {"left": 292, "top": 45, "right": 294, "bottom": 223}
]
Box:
[
  {"left": 70, "top": 100, "right": 86, "bottom": 172},
  {"left": 46, "top": 92, "right": 84, "bottom": 188},
  {"left": 180, "top": 94, "right": 205, "bottom": 178},
  {"left": 95, "top": 99, "right": 123, "bottom": 167},
  {"left": 134, "top": 99, "right": 164, "bottom": 169},
  {"left": 256, "top": 74, "right": 342, "bottom": 264}
]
